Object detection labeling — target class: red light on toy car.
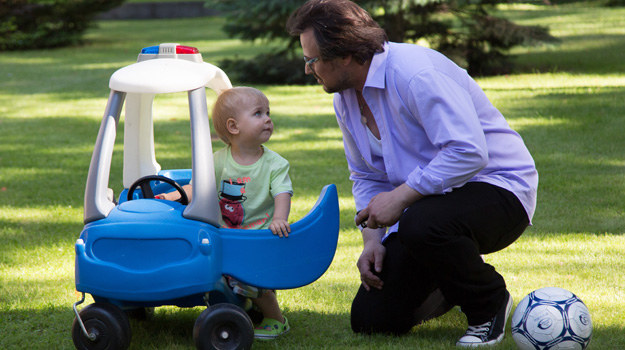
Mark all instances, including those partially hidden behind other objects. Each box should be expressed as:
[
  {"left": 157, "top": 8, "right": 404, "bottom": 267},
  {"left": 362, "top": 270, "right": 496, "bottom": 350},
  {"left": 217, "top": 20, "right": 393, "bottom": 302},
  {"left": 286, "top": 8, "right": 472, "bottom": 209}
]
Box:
[{"left": 176, "top": 46, "right": 199, "bottom": 54}]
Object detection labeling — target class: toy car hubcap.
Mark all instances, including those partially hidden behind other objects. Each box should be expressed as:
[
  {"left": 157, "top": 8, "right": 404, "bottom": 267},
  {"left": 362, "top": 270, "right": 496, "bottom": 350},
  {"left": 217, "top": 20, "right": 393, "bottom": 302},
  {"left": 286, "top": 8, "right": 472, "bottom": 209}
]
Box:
[{"left": 219, "top": 328, "right": 230, "bottom": 340}]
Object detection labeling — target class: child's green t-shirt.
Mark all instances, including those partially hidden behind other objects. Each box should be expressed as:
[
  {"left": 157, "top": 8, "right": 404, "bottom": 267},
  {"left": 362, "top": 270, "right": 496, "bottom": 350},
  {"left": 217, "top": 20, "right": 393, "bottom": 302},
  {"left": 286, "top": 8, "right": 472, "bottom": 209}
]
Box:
[{"left": 214, "top": 145, "right": 292, "bottom": 229}]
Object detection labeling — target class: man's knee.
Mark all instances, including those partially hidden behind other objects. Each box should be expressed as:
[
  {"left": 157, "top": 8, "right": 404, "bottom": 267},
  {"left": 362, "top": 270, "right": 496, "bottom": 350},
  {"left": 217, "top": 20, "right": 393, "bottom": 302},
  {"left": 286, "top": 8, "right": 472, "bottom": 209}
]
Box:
[{"left": 350, "top": 289, "right": 414, "bottom": 335}]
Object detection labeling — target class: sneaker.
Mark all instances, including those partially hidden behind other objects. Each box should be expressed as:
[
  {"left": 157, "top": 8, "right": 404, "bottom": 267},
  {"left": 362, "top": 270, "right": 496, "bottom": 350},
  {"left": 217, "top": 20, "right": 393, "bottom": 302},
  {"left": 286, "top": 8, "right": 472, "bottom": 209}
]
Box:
[
  {"left": 456, "top": 291, "right": 513, "bottom": 347},
  {"left": 254, "top": 317, "right": 290, "bottom": 340}
]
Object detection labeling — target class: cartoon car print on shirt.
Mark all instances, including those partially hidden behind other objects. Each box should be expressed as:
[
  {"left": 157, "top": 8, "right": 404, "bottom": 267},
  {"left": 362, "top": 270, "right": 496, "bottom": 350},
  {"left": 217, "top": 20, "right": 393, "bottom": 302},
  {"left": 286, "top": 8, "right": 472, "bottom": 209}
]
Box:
[{"left": 219, "top": 180, "right": 247, "bottom": 227}]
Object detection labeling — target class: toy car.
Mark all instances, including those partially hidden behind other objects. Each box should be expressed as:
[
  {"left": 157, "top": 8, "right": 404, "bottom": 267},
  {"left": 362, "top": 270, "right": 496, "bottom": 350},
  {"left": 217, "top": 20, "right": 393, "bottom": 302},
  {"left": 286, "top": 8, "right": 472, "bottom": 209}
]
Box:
[{"left": 71, "top": 43, "right": 340, "bottom": 350}]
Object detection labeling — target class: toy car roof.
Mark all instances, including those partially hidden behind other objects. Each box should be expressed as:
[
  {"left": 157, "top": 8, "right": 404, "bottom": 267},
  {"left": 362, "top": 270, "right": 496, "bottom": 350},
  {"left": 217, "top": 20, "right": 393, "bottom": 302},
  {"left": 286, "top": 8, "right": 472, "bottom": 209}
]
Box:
[{"left": 109, "top": 58, "right": 231, "bottom": 94}]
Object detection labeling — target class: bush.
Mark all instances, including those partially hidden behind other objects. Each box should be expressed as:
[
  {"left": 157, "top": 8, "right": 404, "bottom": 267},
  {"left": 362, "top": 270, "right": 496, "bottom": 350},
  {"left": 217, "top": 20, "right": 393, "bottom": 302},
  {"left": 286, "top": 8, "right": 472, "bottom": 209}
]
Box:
[
  {"left": 605, "top": 0, "right": 625, "bottom": 6},
  {"left": 0, "top": 0, "right": 125, "bottom": 51}
]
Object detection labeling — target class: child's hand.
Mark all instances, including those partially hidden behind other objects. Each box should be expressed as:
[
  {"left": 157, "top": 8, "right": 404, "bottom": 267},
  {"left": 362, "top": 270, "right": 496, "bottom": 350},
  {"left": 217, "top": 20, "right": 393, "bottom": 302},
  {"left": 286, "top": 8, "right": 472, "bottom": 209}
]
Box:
[
  {"left": 269, "top": 219, "right": 290, "bottom": 238},
  {"left": 155, "top": 193, "right": 169, "bottom": 200}
]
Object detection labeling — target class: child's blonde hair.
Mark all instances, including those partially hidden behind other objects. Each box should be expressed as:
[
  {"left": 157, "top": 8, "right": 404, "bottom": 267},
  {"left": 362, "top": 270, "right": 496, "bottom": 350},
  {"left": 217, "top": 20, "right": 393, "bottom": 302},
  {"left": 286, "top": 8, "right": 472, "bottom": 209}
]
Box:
[{"left": 212, "top": 87, "right": 269, "bottom": 145}]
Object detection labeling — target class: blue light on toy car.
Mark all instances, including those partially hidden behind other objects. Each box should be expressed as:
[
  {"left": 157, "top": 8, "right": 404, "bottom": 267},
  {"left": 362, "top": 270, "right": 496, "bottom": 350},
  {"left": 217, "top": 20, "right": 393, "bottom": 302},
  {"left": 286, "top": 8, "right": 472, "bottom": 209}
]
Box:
[{"left": 140, "top": 45, "right": 159, "bottom": 54}]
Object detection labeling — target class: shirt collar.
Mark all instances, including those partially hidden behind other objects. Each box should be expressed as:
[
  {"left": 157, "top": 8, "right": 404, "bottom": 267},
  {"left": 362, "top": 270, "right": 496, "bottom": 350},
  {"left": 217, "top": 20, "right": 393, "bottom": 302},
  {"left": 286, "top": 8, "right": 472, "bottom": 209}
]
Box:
[{"left": 364, "top": 42, "right": 389, "bottom": 90}]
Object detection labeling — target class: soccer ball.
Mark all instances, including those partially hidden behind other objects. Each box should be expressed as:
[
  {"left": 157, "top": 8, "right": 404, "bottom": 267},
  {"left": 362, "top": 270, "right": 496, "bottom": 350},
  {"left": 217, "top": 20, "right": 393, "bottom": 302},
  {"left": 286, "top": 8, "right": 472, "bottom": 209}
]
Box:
[{"left": 511, "top": 287, "right": 592, "bottom": 350}]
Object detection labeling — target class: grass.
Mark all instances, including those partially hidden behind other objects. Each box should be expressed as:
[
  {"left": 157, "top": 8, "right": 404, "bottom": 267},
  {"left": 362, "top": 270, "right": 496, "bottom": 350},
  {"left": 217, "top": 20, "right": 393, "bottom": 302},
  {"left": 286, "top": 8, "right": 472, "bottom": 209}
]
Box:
[{"left": 1, "top": 2, "right": 625, "bottom": 349}]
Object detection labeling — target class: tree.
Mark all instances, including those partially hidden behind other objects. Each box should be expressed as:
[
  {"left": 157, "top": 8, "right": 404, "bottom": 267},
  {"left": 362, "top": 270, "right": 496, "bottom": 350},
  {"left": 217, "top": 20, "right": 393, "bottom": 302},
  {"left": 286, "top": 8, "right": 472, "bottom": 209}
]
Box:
[
  {"left": 205, "top": 0, "right": 558, "bottom": 82},
  {"left": 363, "top": 0, "right": 559, "bottom": 75},
  {"left": 205, "top": 0, "right": 310, "bottom": 84},
  {"left": 0, "top": 0, "right": 126, "bottom": 51}
]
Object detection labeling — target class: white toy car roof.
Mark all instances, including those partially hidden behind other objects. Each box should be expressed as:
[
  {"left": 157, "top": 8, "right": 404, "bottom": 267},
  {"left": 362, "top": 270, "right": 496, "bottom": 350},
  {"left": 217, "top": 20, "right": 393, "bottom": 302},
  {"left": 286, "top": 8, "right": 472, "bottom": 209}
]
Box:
[
  {"left": 85, "top": 43, "right": 229, "bottom": 225},
  {"left": 109, "top": 43, "right": 231, "bottom": 94}
]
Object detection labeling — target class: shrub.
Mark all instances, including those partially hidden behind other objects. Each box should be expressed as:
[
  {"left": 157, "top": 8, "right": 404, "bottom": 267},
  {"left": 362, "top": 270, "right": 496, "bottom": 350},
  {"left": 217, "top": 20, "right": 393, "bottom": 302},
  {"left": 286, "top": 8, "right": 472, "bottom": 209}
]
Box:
[{"left": 0, "top": 0, "right": 125, "bottom": 51}]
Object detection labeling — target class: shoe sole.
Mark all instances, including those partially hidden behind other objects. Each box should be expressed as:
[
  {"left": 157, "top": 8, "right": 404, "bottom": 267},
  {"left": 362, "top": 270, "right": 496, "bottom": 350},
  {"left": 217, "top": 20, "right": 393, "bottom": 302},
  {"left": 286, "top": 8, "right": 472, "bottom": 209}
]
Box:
[
  {"left": 456, "top": 292, "right": 513, "bottom": 347},
  {"left": 254, "top": 327, "right": 290, "bottom": 340}
]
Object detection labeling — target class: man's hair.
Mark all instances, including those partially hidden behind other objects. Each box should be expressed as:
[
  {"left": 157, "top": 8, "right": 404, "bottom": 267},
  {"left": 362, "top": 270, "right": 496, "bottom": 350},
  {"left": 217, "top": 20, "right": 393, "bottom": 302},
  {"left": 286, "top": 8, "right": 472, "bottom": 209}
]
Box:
[
  {"left": 212, "top": 86, "right": 269, "bottom": 145},
  {"left": 286, "top": 0, "right": 387, "bottom": 64}
]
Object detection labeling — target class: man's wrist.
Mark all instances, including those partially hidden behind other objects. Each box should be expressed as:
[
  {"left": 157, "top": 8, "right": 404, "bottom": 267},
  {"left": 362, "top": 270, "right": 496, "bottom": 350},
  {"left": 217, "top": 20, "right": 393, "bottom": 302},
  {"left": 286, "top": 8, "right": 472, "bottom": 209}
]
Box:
[
  {"left": 361, "top": 227, "right": 385, "bottom": 245},
  {"left": 396, "top": 183, "right": 423, "bottom": 208}
]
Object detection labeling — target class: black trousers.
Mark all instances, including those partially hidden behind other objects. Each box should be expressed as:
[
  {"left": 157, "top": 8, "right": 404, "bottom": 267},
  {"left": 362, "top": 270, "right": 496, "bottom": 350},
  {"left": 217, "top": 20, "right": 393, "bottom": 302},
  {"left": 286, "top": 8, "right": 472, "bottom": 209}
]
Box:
[{"left": 351, "top": 182, "right": 529, "bottom": 334}]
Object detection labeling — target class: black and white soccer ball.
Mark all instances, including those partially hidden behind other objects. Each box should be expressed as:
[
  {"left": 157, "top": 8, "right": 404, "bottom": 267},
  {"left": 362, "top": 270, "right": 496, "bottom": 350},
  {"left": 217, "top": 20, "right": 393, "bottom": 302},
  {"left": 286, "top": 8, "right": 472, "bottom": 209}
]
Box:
[{"left": 511, "top": 287, "right": 592, "bottom": 350}]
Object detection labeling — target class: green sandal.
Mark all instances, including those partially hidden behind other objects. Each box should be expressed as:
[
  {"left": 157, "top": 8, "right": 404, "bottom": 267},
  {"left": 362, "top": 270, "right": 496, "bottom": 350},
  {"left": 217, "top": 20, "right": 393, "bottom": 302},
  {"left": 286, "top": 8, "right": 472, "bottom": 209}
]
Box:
[{"left": 254, "top": 317, "right": 290, "bottom": 339}]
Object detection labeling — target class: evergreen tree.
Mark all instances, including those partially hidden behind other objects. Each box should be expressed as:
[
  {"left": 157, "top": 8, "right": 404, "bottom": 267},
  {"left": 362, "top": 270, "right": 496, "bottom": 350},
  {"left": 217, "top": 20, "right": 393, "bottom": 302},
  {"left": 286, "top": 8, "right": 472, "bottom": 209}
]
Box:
[{"left": 206, "top": 0, "right": 558, "bottom": 81}]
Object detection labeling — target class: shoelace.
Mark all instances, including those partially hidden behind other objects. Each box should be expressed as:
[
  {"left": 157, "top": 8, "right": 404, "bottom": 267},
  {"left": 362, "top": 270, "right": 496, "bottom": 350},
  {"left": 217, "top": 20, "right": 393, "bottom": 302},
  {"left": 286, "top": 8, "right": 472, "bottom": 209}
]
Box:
[{"left": 464, "top": 322, "right": 492, "bottom": 338}]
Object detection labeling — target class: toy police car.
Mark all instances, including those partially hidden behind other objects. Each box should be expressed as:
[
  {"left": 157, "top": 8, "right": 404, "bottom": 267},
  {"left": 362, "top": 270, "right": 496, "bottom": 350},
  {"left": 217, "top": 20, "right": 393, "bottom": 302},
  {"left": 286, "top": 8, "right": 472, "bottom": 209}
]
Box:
[{"left": 72, "top": 43, "right": 339, "bottom": 350}]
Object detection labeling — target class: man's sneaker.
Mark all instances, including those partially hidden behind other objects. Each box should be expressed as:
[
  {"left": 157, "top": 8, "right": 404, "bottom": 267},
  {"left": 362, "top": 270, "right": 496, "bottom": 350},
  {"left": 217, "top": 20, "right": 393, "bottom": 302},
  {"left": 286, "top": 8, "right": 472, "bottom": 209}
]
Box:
[
  {"left": 254, "top": 317, "right": 290, "bottom": 340},
  {"left": 456, "top": 291, "right": 513, "bottom": 347}
]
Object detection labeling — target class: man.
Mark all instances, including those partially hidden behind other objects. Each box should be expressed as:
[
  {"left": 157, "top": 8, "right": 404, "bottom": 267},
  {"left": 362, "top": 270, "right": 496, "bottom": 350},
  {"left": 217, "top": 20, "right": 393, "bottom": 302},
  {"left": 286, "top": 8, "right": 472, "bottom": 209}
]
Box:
[{"left": 287, "top": 0, "right": 538, "bottom": 347}]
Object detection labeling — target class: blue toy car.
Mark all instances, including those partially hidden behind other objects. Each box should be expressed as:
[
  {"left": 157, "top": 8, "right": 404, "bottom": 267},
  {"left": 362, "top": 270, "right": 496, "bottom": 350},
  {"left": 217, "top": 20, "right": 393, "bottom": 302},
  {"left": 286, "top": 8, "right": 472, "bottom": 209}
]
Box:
[{"left": 71, "top": 43, "right": 340, "bottom": 350}]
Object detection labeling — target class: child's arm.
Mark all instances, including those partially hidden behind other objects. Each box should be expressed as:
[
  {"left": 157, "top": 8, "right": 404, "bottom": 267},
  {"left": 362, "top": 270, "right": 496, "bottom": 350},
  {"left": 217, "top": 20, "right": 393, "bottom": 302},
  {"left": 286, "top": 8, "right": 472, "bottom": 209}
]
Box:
[
  {"left": 155, "top": 184, "right": 193, "bottom": 202},
  {"left": 269, "top": 192, "right": 291, "bottom": 237}
]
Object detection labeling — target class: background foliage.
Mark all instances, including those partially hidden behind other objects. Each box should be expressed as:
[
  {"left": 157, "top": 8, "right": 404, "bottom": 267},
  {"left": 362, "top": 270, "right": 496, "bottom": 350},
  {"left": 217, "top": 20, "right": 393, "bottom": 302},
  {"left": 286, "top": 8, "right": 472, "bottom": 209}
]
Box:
[
  {"left": 1, "top": 1, "right": 625, "bottom": 349},
  {"left": 0, "top": 0, "right": 125, "bottom": 51},
  {"left": 206, "top": 0, "right": 558, "bottom": 80}
]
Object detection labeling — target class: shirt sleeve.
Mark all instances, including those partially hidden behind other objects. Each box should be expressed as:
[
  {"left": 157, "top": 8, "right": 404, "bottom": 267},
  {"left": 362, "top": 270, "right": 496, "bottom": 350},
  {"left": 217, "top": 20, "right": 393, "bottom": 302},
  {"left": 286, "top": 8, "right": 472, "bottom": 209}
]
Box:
[
  {"left": 404, "top": 68, "right": 489, "bottom": 195},
  {"left": 269, "top": 155, "right": 293, "bottom": 198}
]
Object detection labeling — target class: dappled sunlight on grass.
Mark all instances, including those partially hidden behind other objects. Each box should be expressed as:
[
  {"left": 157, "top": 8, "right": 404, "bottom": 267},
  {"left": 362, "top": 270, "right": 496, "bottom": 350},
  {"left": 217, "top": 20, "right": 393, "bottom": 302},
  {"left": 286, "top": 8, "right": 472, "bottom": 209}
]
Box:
[
  {"left": 479, "top": 74, "right": 625, "bottom": 90},
  {"left": 2, "top": 4, "right": 625, "bottom": 349},
  {"left": 487, "top": 233, "right": 625, "bottom": 333},
  {"left": 507, "top": 116, "right": 570, "bottom": 129}
]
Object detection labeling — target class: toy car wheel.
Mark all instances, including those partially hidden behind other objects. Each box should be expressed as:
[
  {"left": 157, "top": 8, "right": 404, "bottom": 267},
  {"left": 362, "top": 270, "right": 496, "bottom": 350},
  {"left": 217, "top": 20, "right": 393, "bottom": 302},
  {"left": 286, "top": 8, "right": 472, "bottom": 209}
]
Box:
[
  {"left": 193, "top": 303, "right": 253, "bottom": 350},
  {"left": 72, "top": 303, "right": 131, "bottom": 350}
]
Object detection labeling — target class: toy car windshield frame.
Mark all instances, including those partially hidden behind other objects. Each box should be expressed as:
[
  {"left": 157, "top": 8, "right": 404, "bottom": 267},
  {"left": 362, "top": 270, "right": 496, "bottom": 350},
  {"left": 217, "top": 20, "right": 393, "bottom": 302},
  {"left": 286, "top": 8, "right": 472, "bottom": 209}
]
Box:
[{"left": 83, "top": 55, "right": 231, "bottom": 225}]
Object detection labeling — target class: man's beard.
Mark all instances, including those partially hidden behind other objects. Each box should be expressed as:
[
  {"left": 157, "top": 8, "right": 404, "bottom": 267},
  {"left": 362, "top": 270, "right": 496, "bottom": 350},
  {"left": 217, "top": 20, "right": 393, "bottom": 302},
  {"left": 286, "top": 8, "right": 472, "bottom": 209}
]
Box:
[{"left": 316, "top": 70, "right": 352, "bottom": 94}]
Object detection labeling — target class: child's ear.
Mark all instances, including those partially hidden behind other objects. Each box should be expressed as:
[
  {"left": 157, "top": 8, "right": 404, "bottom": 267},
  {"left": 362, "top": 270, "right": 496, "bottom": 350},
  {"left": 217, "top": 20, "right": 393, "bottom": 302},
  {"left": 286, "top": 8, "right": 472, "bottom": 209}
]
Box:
[{"left": 226, "top": 117, "right": 239, "bottom": 135}]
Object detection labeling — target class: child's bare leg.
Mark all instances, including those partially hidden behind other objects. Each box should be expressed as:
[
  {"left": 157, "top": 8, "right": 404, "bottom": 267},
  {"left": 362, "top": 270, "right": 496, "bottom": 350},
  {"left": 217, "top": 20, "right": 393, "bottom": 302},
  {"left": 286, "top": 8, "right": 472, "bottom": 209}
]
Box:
[{"left": 253, "top": 290, "right": 284, "bottom": 322}]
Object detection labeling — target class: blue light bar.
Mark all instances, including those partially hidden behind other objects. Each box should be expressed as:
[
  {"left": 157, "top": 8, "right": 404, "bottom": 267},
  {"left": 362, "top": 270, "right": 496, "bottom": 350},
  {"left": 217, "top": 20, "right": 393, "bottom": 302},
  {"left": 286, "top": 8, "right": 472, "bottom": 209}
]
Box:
[{"left": 140, "top": 45, "right": 160, "bottom": 54}]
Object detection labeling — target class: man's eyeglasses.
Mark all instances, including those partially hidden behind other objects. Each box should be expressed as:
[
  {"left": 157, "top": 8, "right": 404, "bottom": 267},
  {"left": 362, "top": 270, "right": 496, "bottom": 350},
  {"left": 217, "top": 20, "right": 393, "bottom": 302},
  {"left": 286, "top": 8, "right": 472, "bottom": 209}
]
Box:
[{"left": 303, "top": 56, "right": 319, "bottom": 67}]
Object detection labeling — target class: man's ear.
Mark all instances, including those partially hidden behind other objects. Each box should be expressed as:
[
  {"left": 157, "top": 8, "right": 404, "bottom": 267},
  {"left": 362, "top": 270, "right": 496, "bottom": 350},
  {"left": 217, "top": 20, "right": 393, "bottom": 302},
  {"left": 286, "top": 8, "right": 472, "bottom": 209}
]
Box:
[
  {"left": 226, "top": 117, "right": 239, "bottom": 135},
  {"left": 340, "top": 55, "right": 353, "bottom": 67}
]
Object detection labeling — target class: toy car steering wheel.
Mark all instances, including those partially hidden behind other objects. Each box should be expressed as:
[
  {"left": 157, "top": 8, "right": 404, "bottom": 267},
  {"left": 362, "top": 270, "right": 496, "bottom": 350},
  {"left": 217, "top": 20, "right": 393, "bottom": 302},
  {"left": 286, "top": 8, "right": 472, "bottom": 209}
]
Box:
[{"left": 127, "top": 175, "right": 189, "bottom": 205}]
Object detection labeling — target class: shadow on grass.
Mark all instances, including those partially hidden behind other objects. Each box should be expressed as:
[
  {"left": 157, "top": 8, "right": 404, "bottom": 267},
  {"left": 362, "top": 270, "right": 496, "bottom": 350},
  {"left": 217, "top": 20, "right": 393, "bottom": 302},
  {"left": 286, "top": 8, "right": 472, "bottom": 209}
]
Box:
[
  {"left": 1, "top": 304, "right": 621, "bottom": 349},
  {"left": 513, "top": 33, "right": 625, "bottom": 75},
  {"left": 508, "top": 88, "right": 625, "bottom": 234}
]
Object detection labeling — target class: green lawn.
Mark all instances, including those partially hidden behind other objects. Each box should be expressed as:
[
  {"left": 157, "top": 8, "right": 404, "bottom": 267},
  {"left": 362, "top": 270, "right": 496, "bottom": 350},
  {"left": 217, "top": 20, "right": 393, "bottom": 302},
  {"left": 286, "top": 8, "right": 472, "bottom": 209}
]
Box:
[{"left": 1, "top": 2, "right": 624, "bottom": 349}]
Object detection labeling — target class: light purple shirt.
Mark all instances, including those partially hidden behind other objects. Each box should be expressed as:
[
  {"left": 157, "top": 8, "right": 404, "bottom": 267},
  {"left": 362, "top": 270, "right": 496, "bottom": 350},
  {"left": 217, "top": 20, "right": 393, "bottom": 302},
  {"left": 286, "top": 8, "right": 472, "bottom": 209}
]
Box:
[{"left": 333, "top": 42, "right": 538, "bottom": 236}]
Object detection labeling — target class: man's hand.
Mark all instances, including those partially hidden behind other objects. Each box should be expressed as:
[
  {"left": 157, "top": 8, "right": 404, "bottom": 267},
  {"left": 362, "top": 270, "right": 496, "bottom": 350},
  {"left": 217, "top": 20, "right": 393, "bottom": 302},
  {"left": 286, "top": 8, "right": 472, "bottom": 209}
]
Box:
[
  {"left": 356, "top": 237, "right": 386, "bottom": 291},
  {"left": 355, "top": 183, "right": 422, "bottom": 229}
]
